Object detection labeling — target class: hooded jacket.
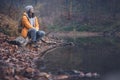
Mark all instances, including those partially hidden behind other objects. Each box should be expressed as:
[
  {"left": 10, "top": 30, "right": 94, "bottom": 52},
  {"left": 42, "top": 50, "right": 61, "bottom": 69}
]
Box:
[{"left": 21, "top": 12, "right": 39, "bottom": 38}]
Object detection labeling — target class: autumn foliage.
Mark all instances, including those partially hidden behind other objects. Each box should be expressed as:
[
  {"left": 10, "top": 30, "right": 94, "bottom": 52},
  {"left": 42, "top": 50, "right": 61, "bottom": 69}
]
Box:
[{"left": 0, "top": 32, "right": 53, "bottom": 80}]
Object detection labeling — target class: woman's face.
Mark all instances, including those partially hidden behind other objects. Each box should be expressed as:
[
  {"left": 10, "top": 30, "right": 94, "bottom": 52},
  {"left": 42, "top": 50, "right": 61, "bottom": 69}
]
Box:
[
  {"left": 28, "top": 8, "right": 35, "bottom": 18},
  {"left": 30, "top": 8, "right": 34, "bottom": 13},
  {"left": 29, "top": 8, "right": 34, "bottom": 17}
]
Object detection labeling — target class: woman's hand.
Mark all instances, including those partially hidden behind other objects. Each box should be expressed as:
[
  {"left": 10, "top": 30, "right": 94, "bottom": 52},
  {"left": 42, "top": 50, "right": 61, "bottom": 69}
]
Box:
[{"left": 32, "top": 27, "right": 36, "bottom": 30}]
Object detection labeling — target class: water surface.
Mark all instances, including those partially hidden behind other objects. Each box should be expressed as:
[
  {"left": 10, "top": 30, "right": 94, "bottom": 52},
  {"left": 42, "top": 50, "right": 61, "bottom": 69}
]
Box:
[{"left": 38, "top": 36, "right": 120, "bottom": 80}]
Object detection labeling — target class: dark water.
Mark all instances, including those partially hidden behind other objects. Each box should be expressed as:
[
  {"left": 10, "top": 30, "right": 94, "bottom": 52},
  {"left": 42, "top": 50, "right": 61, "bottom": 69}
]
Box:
[{"left": 38, "top": 36, "right": 120, "bottom": 80}]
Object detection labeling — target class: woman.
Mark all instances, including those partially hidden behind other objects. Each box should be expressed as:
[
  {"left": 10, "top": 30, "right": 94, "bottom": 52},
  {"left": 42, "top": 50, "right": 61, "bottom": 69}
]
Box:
[{"left": 21, "top": 5, "right": 45, "bottom": 44}]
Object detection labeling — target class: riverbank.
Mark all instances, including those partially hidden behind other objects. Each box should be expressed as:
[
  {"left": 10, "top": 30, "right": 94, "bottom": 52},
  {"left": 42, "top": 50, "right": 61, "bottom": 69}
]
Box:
[{"left": 49, "top": 31, "right": 102, "bottom": 38}]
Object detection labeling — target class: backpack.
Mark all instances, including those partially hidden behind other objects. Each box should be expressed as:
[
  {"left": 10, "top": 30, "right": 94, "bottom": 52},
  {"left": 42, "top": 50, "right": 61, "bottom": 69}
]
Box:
[
  {"left": 8, "top": 36, "right": 29, "bottom": 46},
  {"left": 18, "top": 18, "right": 23, "bottom": 33}
]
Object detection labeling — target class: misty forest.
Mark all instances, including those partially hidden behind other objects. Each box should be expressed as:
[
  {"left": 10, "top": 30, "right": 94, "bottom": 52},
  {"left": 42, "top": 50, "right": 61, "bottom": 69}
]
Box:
[{"left": 0, "top": 0, "right": 120, "bottom": 80}]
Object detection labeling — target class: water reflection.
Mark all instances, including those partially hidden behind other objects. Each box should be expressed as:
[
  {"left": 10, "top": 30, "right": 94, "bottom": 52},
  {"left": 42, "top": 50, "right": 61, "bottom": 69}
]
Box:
[{"left": 39, "top": 36, "right": 120, "bottom": 79}]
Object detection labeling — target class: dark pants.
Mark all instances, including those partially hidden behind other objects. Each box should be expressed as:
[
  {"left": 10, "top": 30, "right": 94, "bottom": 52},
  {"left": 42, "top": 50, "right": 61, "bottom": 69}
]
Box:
[{"left": 28, "top": 29, "right": 45, "bottom": 42}]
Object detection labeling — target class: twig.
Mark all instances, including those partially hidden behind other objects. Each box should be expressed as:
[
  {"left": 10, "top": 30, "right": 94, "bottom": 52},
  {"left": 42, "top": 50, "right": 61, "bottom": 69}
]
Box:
[{"left": 39, "top": 42, "right": 74, "bottom": 59}]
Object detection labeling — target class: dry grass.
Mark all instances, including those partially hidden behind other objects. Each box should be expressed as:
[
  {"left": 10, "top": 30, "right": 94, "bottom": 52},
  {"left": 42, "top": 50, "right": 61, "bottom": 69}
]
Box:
[{"left": 0, "top": 14, "right": 18, "bottom": 36}]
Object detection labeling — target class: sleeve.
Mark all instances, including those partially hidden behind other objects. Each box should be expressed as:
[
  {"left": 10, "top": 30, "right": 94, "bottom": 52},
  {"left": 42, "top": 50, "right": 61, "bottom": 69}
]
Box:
[
  {"left": 35, "top": 17, "right": 40, "bottom": 31},
  {"left": 22, "top": 16, "right": 33, "bottom": 29}
]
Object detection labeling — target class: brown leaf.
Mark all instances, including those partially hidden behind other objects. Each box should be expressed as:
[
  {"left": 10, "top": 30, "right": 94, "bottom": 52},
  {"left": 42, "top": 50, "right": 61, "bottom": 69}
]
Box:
[
  {"left": 5, "top": 76, "right": 15, "bottom": 80},
  {"left": 25, "top": 67, "right": 35, "bottom": 73},
  {"left": 5, "top": 58, "right": 11, "bottom": 63},
  {"left": 5, "top": 67, "right": 15, "bottom": 75},
  {"left": 15, "top": 75, "right": 29, "bottom": 80}
]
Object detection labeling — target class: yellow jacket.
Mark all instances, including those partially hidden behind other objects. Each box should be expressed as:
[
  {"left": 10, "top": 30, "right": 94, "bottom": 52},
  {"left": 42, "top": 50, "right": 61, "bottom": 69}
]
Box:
[{"left": 21, "top": 12, "right": 39, "bottom": 38}]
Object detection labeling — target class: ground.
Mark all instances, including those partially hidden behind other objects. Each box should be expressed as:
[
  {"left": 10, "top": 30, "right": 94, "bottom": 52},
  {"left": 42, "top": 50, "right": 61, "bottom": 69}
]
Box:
[
  {"left": 0, "top": 32, "right": 101, "bottom": 80},
  {"left": 0, "top": 32, "right": 76, "bottom": 80}
]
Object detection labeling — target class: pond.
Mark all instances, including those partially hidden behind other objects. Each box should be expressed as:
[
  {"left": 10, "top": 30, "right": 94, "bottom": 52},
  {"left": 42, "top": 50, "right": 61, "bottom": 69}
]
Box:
[{"left": 38, "top": 36, "right": 120, "bottom": 80}]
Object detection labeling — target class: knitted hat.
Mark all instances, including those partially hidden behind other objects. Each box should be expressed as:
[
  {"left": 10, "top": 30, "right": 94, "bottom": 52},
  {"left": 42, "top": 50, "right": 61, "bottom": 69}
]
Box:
[{"left": 25, "top": 5, "right": 34, "bottom": 12}]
